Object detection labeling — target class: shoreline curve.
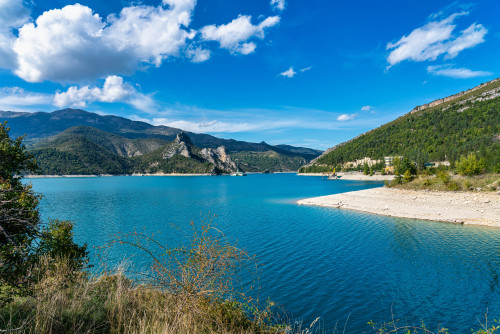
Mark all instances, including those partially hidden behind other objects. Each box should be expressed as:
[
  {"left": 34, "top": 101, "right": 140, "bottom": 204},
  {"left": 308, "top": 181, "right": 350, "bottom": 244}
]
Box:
[{"left": 297, "top": 187, "right": 500, "bottom": 228}]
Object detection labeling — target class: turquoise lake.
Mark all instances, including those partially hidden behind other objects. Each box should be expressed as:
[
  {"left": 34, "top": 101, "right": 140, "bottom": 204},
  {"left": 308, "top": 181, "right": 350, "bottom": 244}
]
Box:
[{"left": 28, "top": 174, "right": 500, "bottom": 333}]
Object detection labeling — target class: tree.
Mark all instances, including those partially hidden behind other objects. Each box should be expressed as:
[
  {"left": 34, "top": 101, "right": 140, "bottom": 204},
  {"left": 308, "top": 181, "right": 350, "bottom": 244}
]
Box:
[
  {"left": 0, "top": 122, "right": 87, "bottom": 296},
  {"left": 402, "top": 170, "right": 414, "bottom": 183},
  {"left": 456, "top": 153, "right": 485, "bottom": 176},
  {"left": 363, "top": 163, "right": 369, "bottom": 175},
  {"left": 395, "top": 157, "right": 417, "bottom": 176}
]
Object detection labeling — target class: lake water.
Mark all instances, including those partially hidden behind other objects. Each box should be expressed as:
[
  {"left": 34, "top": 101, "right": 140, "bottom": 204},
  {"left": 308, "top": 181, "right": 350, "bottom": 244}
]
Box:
[{"left": 28, "top": 174, "right": 500, "bottom": 333}]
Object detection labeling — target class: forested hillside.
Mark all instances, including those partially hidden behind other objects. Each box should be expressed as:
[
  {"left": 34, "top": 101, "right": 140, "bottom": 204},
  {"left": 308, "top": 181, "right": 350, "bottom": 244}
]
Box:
[
  {"left": 302, "top": 78, "right": 500, "bottom": 173},
  {"left": 30, "top": 128, "right": 239, "bottom": 175},
  {"left": 0, "top": 109, "right": 321, "bottom": 173}
]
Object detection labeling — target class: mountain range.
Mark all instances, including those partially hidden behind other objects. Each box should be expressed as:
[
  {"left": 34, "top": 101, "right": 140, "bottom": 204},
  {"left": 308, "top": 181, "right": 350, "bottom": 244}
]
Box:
[{"left": 0, "top": 108, "right": 322, "bottom": 175}]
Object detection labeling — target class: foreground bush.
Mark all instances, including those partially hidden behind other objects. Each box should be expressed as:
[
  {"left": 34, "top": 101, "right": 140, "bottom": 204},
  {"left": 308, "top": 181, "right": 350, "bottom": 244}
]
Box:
[
  {"left": 0, "top": 223, "right": 285, "bottom": 334},
  {"left": 456, "top": 153, "right": 486, "bottom": 176},
  {"left": 0, "top": 122, "right": 88, "bottom": 297}
]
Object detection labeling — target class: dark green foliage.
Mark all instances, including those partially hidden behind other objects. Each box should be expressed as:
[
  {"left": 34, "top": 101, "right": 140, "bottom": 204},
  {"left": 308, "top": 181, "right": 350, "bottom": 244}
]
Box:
[
  {"left": 0, "top": 122, "right": 41, "bottom": 292},
  {"left": 37, "top": 220, "right": 88, "bottom": 271},
  {"left": 232, "top": 151, "right": 306, "bottom": 172},
  {"left": 299, "top": 165, "right": 335, "bottom": 173},
  {"left": 133, "top": 154, "right": 214, "bottom": 174},
  {"left": 0, "top": 122, "right": 39, "bottom": 181},
  {"left": 395, "top": 157, "right": 417, "bottom": 176},
  {"left": 0, "top": 122, "right": 87, "bottom": 297},
  {"left": 1, "top": 108, "right": 321, "bottom": 162},
  {"left": 26, "top": 126, "right": 314, "bottom": 175},
  {"left": 312, "top": 88, "right": 500, "bottom": 172},
  {"left": 32, "top": 147, "right": 132, "bottom": 175}
]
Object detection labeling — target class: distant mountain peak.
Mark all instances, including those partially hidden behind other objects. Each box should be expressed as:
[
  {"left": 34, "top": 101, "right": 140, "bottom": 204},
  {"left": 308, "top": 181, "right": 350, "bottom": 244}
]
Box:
[{"left": 174, "top": 132, "right": 193, "bottom": 145}]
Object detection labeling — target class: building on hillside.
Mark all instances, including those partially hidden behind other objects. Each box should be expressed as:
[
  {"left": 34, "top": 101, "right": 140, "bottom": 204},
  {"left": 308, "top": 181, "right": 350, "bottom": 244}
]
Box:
[
  {"left": 343, "top": 157, "right": 381, "bottom": 169},
  {"left": 384, "top": 156, "right": 402, "bottom": 167}
]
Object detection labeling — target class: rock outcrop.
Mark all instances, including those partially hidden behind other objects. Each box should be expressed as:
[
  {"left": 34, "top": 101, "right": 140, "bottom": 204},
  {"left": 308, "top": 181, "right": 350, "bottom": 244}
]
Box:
[
  {"left": 162, "top": 133, "right": 193, "bottom": 159},
  {"left": 200, "top": 146, "right": 237, "bottom": 172},
  {"left": 150, "top": 132, "right": 237, "bottom": 174}
]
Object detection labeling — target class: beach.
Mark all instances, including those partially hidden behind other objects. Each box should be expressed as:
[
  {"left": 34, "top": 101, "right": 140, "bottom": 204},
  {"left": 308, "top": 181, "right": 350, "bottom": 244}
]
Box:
[{"left": 298, "top": 187, "right": 500, "bottom": 228}]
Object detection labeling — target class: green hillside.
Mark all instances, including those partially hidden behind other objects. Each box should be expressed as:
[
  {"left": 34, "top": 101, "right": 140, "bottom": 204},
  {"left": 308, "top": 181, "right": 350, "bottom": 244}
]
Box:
[
  {"left": 28, "top": 126, "right": 311, "bottom": 174},
  {"left": 302, "top": 78, "right": 500, "bottom": 173},
  {"left": 29, "top": 127, "right": 239, "bottom": 175},
  {"left": 232, "top": 151, "right": 306, "bottom": 172},
  {"left": 32, "top": 137, "right": 132, "bottom": 175},
  {"left": 0, "top": 108, "right": 321, "bottom": 162}
]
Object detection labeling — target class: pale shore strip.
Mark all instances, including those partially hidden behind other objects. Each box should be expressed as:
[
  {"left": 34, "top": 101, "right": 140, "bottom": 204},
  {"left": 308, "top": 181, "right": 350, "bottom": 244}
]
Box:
[
  {"left": 298, "top": 172, "right": 395, "bottom": 181},
  {"left": 24, "top": 173, "right": 212, "bottom": 178},
  {"left": 298, "top": 187, "right": 500, "bottom": 228}
]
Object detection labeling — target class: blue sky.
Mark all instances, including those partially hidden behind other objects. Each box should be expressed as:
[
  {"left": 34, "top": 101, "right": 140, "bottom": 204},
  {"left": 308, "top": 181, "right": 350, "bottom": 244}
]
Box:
[{"left": 0, "top": 0, "right": 499, "bottom": 149}]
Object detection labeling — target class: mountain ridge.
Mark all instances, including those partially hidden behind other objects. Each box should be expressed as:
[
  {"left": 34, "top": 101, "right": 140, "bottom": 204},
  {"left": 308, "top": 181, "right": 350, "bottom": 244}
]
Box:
[{"left": 0, "top": 108, "right": 322, "bottom": 160}]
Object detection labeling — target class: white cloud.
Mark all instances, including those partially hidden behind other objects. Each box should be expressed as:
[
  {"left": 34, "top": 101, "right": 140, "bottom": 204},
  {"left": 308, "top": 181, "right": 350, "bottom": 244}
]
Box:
[
  {"left": 0, "top": 0, "right": 30, "bottom": 69},
  {"left": 445, "top": 23, "right": 487, "bottom": 58},
  {"left": 186, "top": 46, "right": 211, "bottom": 63},
  {"left": 0, "top": 86, "right": 52, "bottom": 111},
  {"left": 337, "top": 114, "right": 357, "bottom": 122},
  {"left": 279, "top": 67, "right": 296, "bottom": 78},
  {"left": 270, "top": 0, "right": 285, "bottom": 11},
  {"left": 53, "top": 76, "right": 156, "bottom": 111},
  {"left": 361, "top": 106, "right": 373, "bottom": 111},
  {"left": 427, "top": 65, "right": 492, "bottom": 78},
  {"left": 387, "top": 12, "right": 487, "bottom": 67},
  {"left": 149, "top": 118, "right": 296, "bottom": 133},
  {"left": 12, "top": 2, "right": 195, "bottom": 82},
  {"left": 300, "top": 66, "right": 312, "bottom": 72},
  {"left": 200, "top": 15, "right": 280, "bottom": 55},
  {"left": 5, "top": 0, "right": 279, "bottom": 83}
]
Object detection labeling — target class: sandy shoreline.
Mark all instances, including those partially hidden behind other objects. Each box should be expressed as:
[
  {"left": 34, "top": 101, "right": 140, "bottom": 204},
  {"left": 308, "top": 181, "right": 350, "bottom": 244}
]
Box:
[
  {"left": 298, "top": 172, "right": 395, "bottom": 181},
  {"left": 298, "top": 187, "right": 500, "bottom": 228},
  {"left": 24, "top": 173, "right": 213, "bottom": 178}
]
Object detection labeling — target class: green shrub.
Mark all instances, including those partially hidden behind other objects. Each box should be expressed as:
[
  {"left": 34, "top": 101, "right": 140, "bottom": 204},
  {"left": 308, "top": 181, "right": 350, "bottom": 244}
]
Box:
[
  {"left": 446, "top": 181, "right": 461, "bottom": 191},
  {"left": 402, "top": 170, "right": 414, "bottom": 183},
  {"left": 438, "top": 171, "right": 450, "bottom": 184},
  {"left": 456, "top": 153, "right": 485, "bottom": 176},
  {"left": 0, "top": 122, "right": 87, "bottom": 297}
]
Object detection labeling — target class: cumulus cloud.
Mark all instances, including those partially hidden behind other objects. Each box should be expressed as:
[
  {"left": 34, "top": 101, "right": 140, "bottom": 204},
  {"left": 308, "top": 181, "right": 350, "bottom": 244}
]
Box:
[
  {"left": 200, "top": 15, "right": 280, "bottom": 54},
  {"left": 186, "top": 46, "right": 211, "bottom": 63},
  {"left": 279, "top": 67, "right": 296, "bottom": 78},
  {"left": 270, "top": 0, "right": 285, "bottom": 11},
  {"left": 0, "top": 0, "right": 30, "bottom": 69},
  {"left": 387, "top": 12, "right": 487, "bottom": 67},
  {"left": 12, "top": 2, "right": 196, "bottom": 82},
  {"left": 4, "top": 0, "right": 280, "bottom": 83},
  {"left": 337, "top": 114, "right": 357, "bottom": 122},
  {"left": 427, "top": 65, "right": 492, "bottom": 78},
  {"left": 0, "top": 86, "right": 52, "bottom": 111},
  {"left": 53, "top": 76, "right": 155, "bottom": 111}
]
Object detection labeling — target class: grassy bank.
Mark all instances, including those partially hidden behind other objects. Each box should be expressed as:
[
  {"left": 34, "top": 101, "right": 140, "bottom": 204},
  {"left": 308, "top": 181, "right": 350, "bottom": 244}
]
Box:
[
  {"left": 388, "top": 173, "right": 500, "bottom": 192},
  {"left": 0, "top": 226, "right": 285, "bottom": 334}
]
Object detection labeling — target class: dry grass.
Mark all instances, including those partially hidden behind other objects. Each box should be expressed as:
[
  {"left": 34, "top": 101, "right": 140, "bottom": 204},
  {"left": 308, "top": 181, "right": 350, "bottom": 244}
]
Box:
[
  {"left": 390, "top": 173, "right": 500, "bottom": 192},
  {"left": 0, "top": 223, "right": 286, "bottom": 334}
]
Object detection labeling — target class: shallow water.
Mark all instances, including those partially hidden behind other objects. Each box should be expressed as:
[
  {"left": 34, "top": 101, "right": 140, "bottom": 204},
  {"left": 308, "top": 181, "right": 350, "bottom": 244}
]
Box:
[{"left": 28, "top": 174, "right": 500, "bottom": 333}]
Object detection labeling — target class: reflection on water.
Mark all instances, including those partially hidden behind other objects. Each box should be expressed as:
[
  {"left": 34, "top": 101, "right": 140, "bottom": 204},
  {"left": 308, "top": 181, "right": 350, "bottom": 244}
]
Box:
[{"left": 28, "top": 174, "right": 500, "bottom": 333}]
